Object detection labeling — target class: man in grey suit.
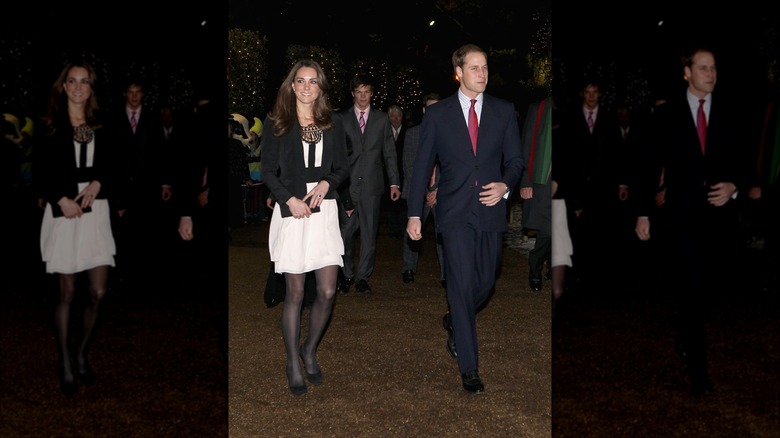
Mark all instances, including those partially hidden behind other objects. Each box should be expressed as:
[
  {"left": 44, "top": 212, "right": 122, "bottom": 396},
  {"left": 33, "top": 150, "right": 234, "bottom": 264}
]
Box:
[
  {"left": 406, "top": 44, "right": 524, "bottom": 393},
  {"left": 338, "top": 74, "right": 401, "bottom": 293}
]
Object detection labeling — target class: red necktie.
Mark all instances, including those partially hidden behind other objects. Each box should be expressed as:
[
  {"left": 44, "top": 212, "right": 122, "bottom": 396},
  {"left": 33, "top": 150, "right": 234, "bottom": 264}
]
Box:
[
  {"left": 697, "top": 99, "right": 707, "bottom": 154},
  {"left": 359, "top": 111, "right": 366, "bottom": 134},
  {"left": 468, "top": 99, "right": 478, "bottom": 155},
  {"left": 130, "top": 111, "right": 138, "bottom": 134}
]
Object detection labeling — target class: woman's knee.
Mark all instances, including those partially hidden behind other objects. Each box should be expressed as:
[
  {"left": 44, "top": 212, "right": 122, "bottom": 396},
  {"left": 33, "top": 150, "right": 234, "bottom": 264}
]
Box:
[
  {"left": 317, "top": 285, "right": 336, "bottom": 301},
  {"left": 89, "top": 286, "right": 107, "bottom": 302}
]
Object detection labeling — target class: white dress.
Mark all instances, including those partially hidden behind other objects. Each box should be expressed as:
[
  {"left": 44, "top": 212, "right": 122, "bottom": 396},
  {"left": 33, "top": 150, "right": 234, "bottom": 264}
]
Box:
[
  {"left": 39, "top": 138, "right": 116, "bottom": 274},
  {"left": 551, "top": 198, "right": 573, "bottom": 268},
  {"left": 267, "top": 138, "right": 344, "bottom": 274}
]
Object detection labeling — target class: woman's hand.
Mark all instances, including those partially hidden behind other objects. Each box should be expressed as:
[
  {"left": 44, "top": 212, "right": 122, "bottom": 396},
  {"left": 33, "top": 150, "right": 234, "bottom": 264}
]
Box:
[
  {"left": 74, "top": 180, "right": 101, "bottom": 210},
  {"left": 286, "top": 197, "right": 312, "bottom": 219},
  {"left": 58, "top": 197, "right": 82, "bottom": 218},
  {"left": 302, "top": 180, "right": 330, "bottom": 209}
]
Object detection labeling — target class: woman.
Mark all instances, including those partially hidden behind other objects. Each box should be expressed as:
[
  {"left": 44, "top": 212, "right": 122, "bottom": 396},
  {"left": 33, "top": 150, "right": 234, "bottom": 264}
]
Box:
[
  {"left": 38, "top": 60, "right": 117, "bottom": 395},
  {"left": 261, "top": 59, "right": 349, "bottom": 395},
  {"left": 551, "top": 176, "right": 572, "bottom": 317}
]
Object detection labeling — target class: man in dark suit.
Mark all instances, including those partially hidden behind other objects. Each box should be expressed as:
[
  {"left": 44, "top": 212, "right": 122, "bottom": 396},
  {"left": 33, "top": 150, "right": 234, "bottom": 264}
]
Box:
[
  {"left": 406, "top": 44, "right": 524, "bottom": 393},
  {"left": 111, "top": 78, "right": 169, "bottom": 286},
  {"left": 337, "top": 75, "right": 401, "bottom": 293},
  {"left": 635, "top": 46, "right": 746, "bottom": 396},
  {"left": 401, "top": 93, "right": 444, "bottom": 285},
  {"left": 385, "top": 104, "right": 407, "bottom": 239},
  {"left": 173, "top": 89, "right": 229, "bottom": 359},
  {"left": 557, "top": 79, "right": 622, "bottom": 294}
]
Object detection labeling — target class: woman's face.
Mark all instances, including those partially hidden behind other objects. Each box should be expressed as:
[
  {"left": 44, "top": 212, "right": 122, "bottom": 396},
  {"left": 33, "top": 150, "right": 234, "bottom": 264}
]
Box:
[
  {"left": 292, "top": 66, "right": 320, "bottom": 105},
  {"left": 63, "top": 66, "right": 93, "bottom": 105}
]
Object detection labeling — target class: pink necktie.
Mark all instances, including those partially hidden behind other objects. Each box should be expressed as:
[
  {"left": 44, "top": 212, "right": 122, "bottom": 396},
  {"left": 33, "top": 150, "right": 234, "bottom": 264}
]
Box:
[
  {"left": 359, "top": 111, "right": 366, "bottom": 134},
  {"left": 697, "top": 99, "right": 707, "bottom": 154},
  {"left": 130, "top": 111, "right": 138, "bottom": 134},
  {"left": 468, "top": 99, "right": 478, "bottom": 155},
  {"left": 428, "top": 165, "right": 436, "bottom": 189},
  {"left": 587, "top": 110, "right": 594, "bottom": 133}
]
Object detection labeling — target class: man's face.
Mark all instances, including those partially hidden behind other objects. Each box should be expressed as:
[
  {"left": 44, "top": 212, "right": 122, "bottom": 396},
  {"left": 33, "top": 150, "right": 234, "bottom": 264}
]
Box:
[
  {"left": 685, "top": 51, "right": 717, "bottom": 98},
  {"left": 581, "top": 85, "right": 600, "bottom": 109},
  {"left": 457, "top": 52, "right": 488, "bottom": 97},
  {"left": 352, "top": 85, "right": 372, "bottom": 110},
  {"left": 125, "top": 85, "right": 144, "bottom": 109},
  {"left": 389, "top": 111, "right": 402, "bottom": 129},
  {"left": 617, "top": 108, "right": 630, "bottom": 128}
]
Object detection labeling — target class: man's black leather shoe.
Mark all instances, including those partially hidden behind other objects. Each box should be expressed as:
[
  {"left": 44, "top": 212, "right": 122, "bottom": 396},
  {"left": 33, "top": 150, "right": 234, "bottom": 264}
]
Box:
[
  {"left": 356, "top": 279, "right": 371, "bottom": 293},
  {"left": 402, "top": 270, "right": 414, "bottom": 283},
  {"left": 442, "top": 313, "right": 457, "bottom": 359},
  {"left": 529, "top": 276, "right": 542, "bottom": 292},
  {"left": 337, "top": 276, "right": 354, "bottom": 294},
  {"left": 461, "top": 371, "right": 484, "bottom": 393}
]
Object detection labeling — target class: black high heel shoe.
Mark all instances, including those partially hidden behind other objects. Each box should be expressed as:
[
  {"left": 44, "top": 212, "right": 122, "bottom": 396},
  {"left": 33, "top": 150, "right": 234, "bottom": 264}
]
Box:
[
  {"left": 286, "top": 367, "right": 307, "bottom": 396},
  {"left": 58, "top": 361, "right": 78, "bottom": 396},
  {"left": 76, "top": 356, "right": 95, "bottom": 386},
  {"left": 299, "top": 346, "right": 323, "bottom": 386}
]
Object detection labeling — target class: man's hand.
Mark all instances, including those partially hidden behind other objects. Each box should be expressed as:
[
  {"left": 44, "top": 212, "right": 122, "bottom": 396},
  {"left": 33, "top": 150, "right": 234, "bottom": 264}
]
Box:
[
  {"left": 479, "top": 182, "right": 507, "bottom": 206},
  {"left": 618, "top": 186, "right": 629, "bottom": 201},
  {"left": 519, "top": 187, "right": 533, "bottom": 200},
  {"left": 390, "top": 186, "right": 401, "bottom": 201},
  {"left": 425, "top": 189, "right": 437, "bottom": 207},
  {"left": 179, "top": 217, "right": 194, "bottom": 241},
  {"left": 655, "top": 189, "right": 666, "bottom": 208},
  {"left": 198, "top": 189, "right": 209, "bottom": 208},
  {"left": 708, "top": 182, "right": 737, "bottom": 206},
  {"left": 162, "top": 186, "right": 172, "bottom": 202},
  {"left": 635, "top": 216, "right": 651, "bottom": 241},
  {"left": 406, "top": 217, "right": 422, "bottom": 240}
]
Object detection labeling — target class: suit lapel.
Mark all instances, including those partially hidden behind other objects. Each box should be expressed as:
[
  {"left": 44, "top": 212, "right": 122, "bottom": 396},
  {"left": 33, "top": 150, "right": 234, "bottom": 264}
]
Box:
[
  {"left": 682, "top": 98, "right": 703, "bottom": 155},
  {"left": 447, "top": 97, "right": 473, "bottom": 156}
]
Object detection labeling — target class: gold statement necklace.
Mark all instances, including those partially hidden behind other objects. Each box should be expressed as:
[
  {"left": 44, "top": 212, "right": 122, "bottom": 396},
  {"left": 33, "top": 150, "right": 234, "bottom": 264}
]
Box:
[
  {"left": 300, "top": 122, "right": 322, "bottom": 144},
  {"left": 73, "top": 124, "right": 94, "bottom": 143}
]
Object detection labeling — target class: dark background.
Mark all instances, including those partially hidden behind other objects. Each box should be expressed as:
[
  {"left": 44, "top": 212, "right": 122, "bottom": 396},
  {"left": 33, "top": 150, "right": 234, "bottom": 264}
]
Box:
[
  {"left": 228, "top": 0, "right": 551, "bottom": 119},
  {"left": 1, "top": 2, "right": 228, "bottom": 116},
  {"left": 553, "top": 6, "right": 778, "bottom": 111}
]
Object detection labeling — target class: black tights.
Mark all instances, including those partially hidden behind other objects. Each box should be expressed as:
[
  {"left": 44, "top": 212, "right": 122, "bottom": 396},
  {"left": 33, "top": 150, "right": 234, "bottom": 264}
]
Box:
[
  {"left": 551, "top": 265, "right": 567, "bottom": 318},
  {"left": 281, "top": 265, "right": 338, "bottom": 386},
  {"left": 55, "top": 266, "right": 109, "bottom": 381}
]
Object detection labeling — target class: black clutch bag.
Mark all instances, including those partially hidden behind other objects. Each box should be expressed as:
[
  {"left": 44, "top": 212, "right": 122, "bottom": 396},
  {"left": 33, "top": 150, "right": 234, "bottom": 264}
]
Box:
[
  {"left": 278, "top": 203, "right": 320, "bottom": 218},
  {"left": 50, "top": 203, "right": 91, "bottom": 218}
]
